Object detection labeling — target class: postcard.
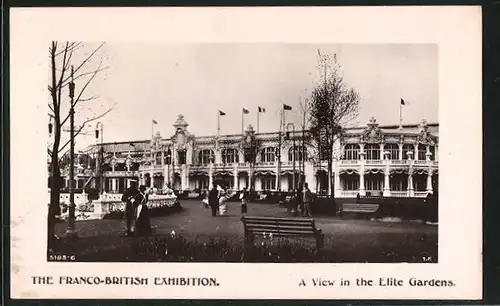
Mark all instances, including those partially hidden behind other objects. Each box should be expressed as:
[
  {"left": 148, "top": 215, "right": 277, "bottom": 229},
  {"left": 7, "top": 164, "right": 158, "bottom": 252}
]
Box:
[{"left": 9, "top": 6, "right": 482, "bottom": 299}]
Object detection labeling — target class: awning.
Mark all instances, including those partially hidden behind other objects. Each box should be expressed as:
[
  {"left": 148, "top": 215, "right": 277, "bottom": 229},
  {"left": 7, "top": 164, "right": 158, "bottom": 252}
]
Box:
[
  {"left": 339, "top": 169, "right": 359, "bottom": 175},
  {"left": 214, "top": 171, "right": 233, "bottom": 176},
  {"left": 190, "top": 171, "right": 208, "bottom": 177},
  {"left": 255, "top": 170, "right": 275, "bottom": 176}
]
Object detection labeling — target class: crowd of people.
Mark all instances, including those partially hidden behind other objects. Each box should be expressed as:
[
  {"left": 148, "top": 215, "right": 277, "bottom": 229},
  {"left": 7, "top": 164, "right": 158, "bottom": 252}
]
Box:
[
  {"left": 119, "top": 179, "right": 315, "bottom": 236},
  {"left": 121, "top": 179, "right": 152, "bottom": 237},
  {"left": 203, "top": 183, "right": 250, "bottom": 217}
]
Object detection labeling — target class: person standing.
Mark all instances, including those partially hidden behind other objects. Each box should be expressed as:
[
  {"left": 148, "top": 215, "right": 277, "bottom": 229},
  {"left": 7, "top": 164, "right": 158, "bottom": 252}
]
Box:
[
  {"left": 219, "top": 188, "right": 228, "bottom": 216},
  {"left": 135, "top": 185, "right": 152, "bottom": 236},
  {"left": 240, "top": 187, "right": 249, "bottom": 214},
  {"left": 302, "top": 182, "right": 313, "bottom": 217},
  {"left": 208, "top": 183, "right": 219, "bottom": 217},
  {"left": 121, "top": 179, "right": 140, "bottom": 236}
]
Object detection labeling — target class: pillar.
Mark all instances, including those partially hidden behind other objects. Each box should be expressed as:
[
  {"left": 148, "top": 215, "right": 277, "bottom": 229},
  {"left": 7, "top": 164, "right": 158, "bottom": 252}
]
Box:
[
  {"left": 358, "top": 152, "right": 366, "bottom": 196},
  {"left": 111, "top": 178, "right": 117, "bottom": 193},
  {"left": 399, "top": 143, "right": 403, "bottom": 161},
  {"left": 383, "top": 151, "right": 391, "bottom": 196},
  {"left": 379, "top": 143, "right": 384, "bottom": 160},
  {"left": 407, "top": 151, "right": 414, "bottom": 197},
  {"left": 233, "top": 164, "right": 238, "bottom": 190},
  {"left": 334, "top": 160, "right": 341, "bottom": 198},
  {"left": 275, "top": 159, "right": 280, "bottom": 190},
  {"left": 163, "top": 164, "right": 169, "bottom": 189},
  {"left": 209, "top": 162, "right": 214, "bottom": 188},
  {"left": 185, "top": 164, "right": 190, "bottom": 190},
  {"left": 248, "top": 164, "right": 253, "bottom": 190},
  {"left": 426, "top": 164, "right": 433, "bottom": 193},
  {"left": 127, "top": 178, "right": 131, "bottom": 188}
]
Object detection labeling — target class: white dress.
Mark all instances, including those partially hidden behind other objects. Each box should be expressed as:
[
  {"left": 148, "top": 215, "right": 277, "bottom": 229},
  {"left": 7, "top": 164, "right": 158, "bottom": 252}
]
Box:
[{"left": 219, "top": 196, "right": 227, "bottom": 215}]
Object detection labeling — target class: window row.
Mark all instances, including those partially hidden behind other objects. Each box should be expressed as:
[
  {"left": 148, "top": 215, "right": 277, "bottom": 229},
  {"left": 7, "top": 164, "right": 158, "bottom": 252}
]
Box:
[{"left": 343, "top": 144, "right": 436, "bottom": 161}]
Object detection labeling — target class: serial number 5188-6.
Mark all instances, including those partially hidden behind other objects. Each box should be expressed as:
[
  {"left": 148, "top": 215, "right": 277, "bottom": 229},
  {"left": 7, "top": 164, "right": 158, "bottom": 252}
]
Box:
[{"left": 48, "top": 254, "right": 76, "bottom": 261}]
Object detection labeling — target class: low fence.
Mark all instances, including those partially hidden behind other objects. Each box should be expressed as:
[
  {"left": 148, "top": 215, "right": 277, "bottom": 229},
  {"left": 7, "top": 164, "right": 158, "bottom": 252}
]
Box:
[
  {"left": 58, "top": 193, "right": 178, "bottom": 221},
  {"left": 310, "top": 195, "right": 438, "bottom": 222}
]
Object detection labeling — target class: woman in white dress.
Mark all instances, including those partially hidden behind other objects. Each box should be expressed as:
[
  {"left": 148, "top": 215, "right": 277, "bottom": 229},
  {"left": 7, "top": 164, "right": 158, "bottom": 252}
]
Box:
[{"left": 218, "top": 189, "right": 228, "bottom": 216}]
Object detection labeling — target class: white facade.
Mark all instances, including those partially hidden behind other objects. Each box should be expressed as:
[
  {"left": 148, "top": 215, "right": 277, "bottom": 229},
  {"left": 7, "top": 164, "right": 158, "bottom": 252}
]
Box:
[{"left": 67, "top": 115, "right": 438, "bottom": 198}]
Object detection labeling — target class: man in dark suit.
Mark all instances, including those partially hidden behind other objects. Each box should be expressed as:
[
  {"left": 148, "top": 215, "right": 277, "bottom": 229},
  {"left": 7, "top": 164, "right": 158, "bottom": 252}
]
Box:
[
  {"left": 121, "top": 179, "right": 139, "bottom": 236},
  {"left": 208, "top": 183, "right": 219, "bottom": 217}
]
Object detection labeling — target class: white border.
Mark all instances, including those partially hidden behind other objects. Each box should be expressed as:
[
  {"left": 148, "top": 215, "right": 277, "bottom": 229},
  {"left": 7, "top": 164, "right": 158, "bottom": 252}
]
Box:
[{"left": 10, "top": 6, "right": 482, "bottom": 299}]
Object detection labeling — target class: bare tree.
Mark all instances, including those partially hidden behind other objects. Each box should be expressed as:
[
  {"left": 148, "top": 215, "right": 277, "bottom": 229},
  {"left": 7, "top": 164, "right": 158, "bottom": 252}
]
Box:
[
  {"left": 308, "top": 50, "right": 360, "bottom": 196},
  {"left": 47, "top": 41, "right": 111, "bottom": 243}
]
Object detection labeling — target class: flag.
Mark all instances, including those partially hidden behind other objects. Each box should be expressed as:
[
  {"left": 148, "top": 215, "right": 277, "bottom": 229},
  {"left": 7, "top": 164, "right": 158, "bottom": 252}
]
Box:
[
  {"left": 129, "top": 143, "right": 135, "bottom": 147},
  {"left": 283, "top": 104, "right": 292, "bottom": 110},
  {"left": 152, "top": 119, "right": 158, "bottom": 124},
  {"left": 219, "top": 110, "right": 226, "bottom": 116},
  {"left": 258, "top": 107, "right": 266, "bottom": 113},
  {"left": 242, "top": 108, "right": 249, "bottom": 114},
  {"left": 400, "top": 98, "right": 405, "bottom": 106}
]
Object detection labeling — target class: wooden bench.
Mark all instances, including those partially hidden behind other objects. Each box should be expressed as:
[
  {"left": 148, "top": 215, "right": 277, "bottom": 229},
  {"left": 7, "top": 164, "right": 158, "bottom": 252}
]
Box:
[
  {"left": 241, "top": 216, "right": 324, "bottom": 250},
  {"left": 339, "top": 203, "right": 380, "bottom": 216}
]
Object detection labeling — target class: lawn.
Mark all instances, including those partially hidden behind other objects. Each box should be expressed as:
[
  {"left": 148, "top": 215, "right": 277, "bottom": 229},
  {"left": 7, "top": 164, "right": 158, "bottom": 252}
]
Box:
[{"left": 52, "top": 199, "right": 438, "bottom": 263}]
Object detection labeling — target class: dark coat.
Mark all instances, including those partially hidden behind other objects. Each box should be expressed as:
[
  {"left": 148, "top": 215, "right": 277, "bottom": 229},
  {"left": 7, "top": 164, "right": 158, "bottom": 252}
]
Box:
[
  {"left": 122, "top": 187, "right": 139, "bottom": 218},
  {"left": 208, "top": 188, "right": 219, "bottom": 207}
]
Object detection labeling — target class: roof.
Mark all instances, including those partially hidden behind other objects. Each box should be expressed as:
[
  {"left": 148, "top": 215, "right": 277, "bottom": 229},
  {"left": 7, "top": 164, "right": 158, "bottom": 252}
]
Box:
[{"left": 84, "top": 121, "right": 438, "bottom": 153}]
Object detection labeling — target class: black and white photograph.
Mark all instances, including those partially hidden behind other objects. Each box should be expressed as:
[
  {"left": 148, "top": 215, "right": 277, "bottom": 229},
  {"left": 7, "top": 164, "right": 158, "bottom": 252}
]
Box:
[
  {"left": 9, "top": 6, "right": 481, "bottom": 300},
  {"left": 46, "top": 42, "right": 439, "bottom": 263}
]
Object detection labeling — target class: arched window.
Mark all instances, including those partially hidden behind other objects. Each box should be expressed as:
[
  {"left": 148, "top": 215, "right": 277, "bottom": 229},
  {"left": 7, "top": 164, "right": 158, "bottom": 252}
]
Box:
[
  {"left": 222, "top": 148, "right": 239, "bottom": 164},
  {"left": 365, "top": 144, "right": 380, "bottom": 160},
  {"left": 198, "top": 149, "right": 214, "bottom": 165},
  {"left": 288, "top": 147, "right": 307, "bottom": 162},
  {"left": 417, "top": 144, "right": 427, "bottom": 161},
  {"left": 164, "top": 149, "right": 172, "bottom": 164},
  {"left": 384, "top": 144, "right": 399, "bottom": 160},
  {"left": 343, "top": 144, "right": 360, "bottom": 160},
  {"left": 403, "top": 144, "right": 414, "bottom": 160},
  {"left": 261, "top": 147, "right": 276, "bottom": 162}
]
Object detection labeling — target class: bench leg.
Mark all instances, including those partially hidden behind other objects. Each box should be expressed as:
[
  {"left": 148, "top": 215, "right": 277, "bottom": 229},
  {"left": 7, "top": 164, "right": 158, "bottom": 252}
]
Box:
[{"left": 316, "top": 233, "right": 324, "bottom": 250}]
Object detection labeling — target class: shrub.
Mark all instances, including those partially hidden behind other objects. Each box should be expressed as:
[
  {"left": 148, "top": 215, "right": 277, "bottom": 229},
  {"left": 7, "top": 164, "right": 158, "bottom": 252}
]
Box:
[{"left": 132, "top": 234, "right": 326, "bottom": 262}]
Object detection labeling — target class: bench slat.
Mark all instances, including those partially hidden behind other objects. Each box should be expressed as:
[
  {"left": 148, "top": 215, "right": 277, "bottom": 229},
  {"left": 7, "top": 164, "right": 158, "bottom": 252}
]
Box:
[
  {"left": 249, "top": 230, "right": 318, "bottom": 236},
  {"left": 247, "top": 225, "right": 316, "bottom": 233},
  {"left": 243, "top": 217, "right": 314, "bottom": 223}
]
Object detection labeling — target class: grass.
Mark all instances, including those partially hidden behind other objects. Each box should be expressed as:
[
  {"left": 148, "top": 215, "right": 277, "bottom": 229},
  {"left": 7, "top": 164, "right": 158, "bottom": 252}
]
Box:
[{"left": 52, "top": 199, "right": 438, "bottom": 263}]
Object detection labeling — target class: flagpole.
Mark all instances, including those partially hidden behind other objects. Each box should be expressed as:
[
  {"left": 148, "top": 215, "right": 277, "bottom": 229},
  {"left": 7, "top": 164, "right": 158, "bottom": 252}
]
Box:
[
  {"left": 257, "top": 110, "right": 260, "bottom": 133},
  {"left": 151, "top": 120, "right": 154, "bottom": 139},
  {"left": 241, "top": 109, "right": 244, "bottom": 135},
  {"left": 399, "top": 103, "right": 403, "bottom": 129},
  {"left": 217, "top": 111, "right": 220, "bottom": 136}
]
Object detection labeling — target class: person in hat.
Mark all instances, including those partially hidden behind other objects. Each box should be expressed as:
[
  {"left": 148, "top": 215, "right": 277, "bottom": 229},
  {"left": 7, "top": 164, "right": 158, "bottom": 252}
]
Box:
[
  {"left": 208, "top": 183, "right": 219, "bottom": 217},
  {"left": 135, "top": 185, "right": 152, "bottom": 236},
  {"left": 240, "top": 187, "right": 249, "bottom": 214},
  {"left": 121, "top": 179, "right": 139, "bottom": 236}
]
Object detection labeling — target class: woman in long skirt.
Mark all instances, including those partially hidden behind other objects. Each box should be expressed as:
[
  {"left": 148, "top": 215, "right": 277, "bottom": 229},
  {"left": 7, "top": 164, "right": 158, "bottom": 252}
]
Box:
[
  {"left": 219, "top": 191, "right": 228, "bottom": 216},
  {"left": 135, "top": 185, "right": 152, "bottom": 236}
]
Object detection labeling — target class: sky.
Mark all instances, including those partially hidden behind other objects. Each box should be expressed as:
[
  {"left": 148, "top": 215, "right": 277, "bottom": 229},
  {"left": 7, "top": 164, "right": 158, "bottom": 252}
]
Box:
[{"left": 61, "top": 43, "right": 438, "bottom": 150}]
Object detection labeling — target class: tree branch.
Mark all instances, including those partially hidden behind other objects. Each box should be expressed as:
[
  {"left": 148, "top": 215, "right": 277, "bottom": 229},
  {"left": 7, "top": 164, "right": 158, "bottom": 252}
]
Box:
[{"left": 58, "top": 107, "right": 113, "bottom": 154}]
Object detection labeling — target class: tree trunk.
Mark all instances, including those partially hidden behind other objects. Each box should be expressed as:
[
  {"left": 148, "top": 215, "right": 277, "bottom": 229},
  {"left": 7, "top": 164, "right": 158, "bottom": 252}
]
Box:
[{"left": 48, "top": 156, "right": 61, "bottom": 249}]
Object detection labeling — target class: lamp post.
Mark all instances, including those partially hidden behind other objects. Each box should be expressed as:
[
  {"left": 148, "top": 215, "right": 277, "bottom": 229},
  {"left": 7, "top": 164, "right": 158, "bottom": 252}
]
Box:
[
  {"left": 286, "top": 123, "right": 296, "bottom": 193},
  {"left": 66, "top": 66, "right": 77, "bottom": 238},
  {"left": 95, "top": 122, "right": 104, "bottom": 195}
]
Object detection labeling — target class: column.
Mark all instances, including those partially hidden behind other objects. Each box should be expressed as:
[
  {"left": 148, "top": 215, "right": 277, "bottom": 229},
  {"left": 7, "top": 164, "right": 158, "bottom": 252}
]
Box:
[
  {"left": 163, "top": 163, "right": 169, "bottom": 189},
  {"left": 185, "top": 164, "right": 190, "bottom": 190},
  {"left": 248, "top": 164, "right": 253, "bottom": 190},
  {"left": 383, "top": 151, "right": 391, "bottom": 196},
  {"left": 426, "top": 167, "right": 433, "bottom": 194},
  {"left": 127, "top": 178, "right": 131, "bottom": 188},
  {"left": 358, "top": 152, "right": 366, "bottom": 196},
  {"left": 209, "top": 162, "right": 214, "bottom": 188},
  {"left": 161, "top": 151, "right": 165, "bottom": 167},
  {"left": 334, "top": 160, "right": 341, "bottom": 197},
  {"left": 414, "top": 145, "right": 419, "bottom": 161},
  {"left": 399, "top": 143, "right": 403, "bottom": 161},
  {"left": 379, "top": 143, "right": 384, "bottom": 160},
  {"left": 275, "top": 159, "right": 280, "bottom": 190},
  {"left": 233, "top": 164, "right": 238, "bottom": 190},
  {"left": 110, "top": 178, "right": 115, "bottom": 193},
  {"left": 407, "top": 151, "right": 414, "bottom": 197}
]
